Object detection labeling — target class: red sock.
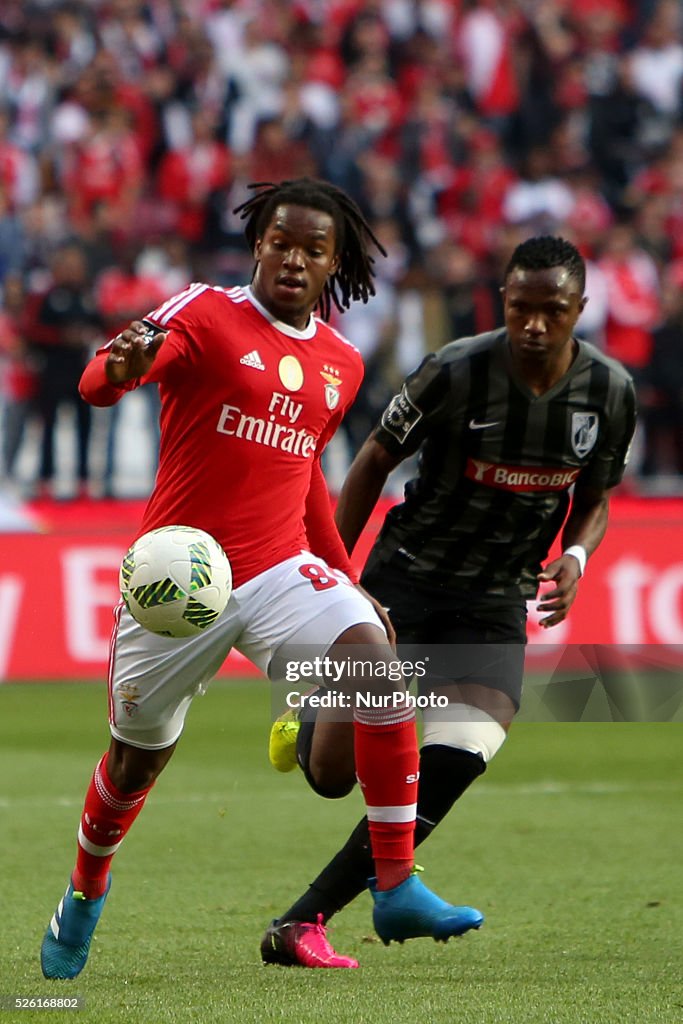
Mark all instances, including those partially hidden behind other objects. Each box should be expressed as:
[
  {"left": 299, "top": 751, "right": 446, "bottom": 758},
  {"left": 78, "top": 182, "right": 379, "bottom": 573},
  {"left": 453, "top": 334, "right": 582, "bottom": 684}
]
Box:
[
  {"left": 72, "top": 752, "right": 152, "bottom": 898},
  {"left": 353, "top": 709, "right": 418, "bottom": 891}
]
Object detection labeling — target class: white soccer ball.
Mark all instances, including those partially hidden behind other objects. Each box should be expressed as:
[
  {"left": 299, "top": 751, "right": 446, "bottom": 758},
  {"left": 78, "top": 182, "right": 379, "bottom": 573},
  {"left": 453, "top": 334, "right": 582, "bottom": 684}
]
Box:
[{"left": 119, "top": 526, "right": 232, "bottom": 638}]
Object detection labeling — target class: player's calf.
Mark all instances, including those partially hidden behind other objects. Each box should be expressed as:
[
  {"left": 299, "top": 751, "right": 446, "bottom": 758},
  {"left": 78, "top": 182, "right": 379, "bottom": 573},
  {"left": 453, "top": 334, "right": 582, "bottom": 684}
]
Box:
[
  {"left": 305, "top": 716, "right": 355, "bottom": 797},
  {"left": 293, "top": 690, "right": 356, "bottom": 798}
]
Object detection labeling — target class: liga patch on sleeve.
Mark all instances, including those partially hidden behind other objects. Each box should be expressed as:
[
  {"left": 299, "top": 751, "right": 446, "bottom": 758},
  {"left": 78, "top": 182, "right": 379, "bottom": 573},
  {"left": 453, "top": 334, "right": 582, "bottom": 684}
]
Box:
[{"left": 380, "top": 386, "right": 423, "bottom": 444}]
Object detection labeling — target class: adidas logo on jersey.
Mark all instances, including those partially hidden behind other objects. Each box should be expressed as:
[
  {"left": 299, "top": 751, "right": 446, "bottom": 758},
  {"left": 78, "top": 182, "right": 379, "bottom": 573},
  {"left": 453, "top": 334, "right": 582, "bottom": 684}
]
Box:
[{"left": 240, "top": 350, "right": 265, "bottom": 370}]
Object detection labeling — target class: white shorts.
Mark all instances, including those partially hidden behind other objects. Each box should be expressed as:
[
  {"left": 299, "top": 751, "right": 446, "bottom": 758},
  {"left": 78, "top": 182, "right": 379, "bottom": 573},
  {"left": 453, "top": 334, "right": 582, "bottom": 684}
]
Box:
[{"left": 108, "top": 552, "right": 383, "bottom": 749}]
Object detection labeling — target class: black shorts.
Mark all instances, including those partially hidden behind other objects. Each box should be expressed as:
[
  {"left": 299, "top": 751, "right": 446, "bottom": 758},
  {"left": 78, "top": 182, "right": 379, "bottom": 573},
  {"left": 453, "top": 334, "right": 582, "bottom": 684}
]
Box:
[{"left": 361, "top": 560, "right": 527, "bottom": 709}]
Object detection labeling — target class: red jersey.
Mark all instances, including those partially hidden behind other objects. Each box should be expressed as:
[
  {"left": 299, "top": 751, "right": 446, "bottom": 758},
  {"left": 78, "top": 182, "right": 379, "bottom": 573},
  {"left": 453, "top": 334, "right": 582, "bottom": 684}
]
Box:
[{"left": 80, "top": 284, "right": 364, "bottom": 587}]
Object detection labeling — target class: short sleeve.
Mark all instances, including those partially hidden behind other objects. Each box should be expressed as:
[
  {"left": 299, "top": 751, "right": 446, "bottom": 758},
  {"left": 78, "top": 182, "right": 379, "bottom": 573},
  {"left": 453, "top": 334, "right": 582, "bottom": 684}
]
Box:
[
  {"left": 579, "top": 374, "right": 637, "bottom": 490},
  {"left": 373, "top": 352, "right": 452, "bottom": 458}
]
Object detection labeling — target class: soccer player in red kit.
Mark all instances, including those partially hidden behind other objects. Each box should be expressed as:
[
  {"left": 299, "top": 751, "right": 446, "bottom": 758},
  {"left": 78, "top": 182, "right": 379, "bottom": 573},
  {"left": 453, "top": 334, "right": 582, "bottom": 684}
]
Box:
[{"left": 40, "top": 179, "right": 482, "bottom": 979}]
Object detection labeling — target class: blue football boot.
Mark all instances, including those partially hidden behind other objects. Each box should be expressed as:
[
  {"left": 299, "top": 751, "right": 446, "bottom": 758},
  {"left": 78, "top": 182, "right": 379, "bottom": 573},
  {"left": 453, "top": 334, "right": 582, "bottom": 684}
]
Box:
[
  {"left": 41, "top": 875, "right": 111, "bottom": 979},
  {"left": 372, "top": 872, "right": 483, "bottom": 945}
]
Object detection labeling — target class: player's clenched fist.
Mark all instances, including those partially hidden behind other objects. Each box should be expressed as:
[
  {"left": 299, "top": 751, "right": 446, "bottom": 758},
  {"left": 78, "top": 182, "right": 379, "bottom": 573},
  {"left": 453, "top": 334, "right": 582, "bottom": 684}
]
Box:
[{"left": 105, "top": 320, "right": 166, "bottom": 384}]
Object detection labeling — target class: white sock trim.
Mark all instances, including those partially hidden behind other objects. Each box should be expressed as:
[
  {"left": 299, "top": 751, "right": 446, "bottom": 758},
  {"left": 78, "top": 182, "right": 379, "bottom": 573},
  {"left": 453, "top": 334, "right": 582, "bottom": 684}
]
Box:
[
  {"left": 366, "top": 803, "right": 417, "bottom": 823},
  {"left": 354, "top": 706, "right": 416, "bottom": 726},
  {"left": 78, "top": 823, "right": 124, "bottom": 858}
]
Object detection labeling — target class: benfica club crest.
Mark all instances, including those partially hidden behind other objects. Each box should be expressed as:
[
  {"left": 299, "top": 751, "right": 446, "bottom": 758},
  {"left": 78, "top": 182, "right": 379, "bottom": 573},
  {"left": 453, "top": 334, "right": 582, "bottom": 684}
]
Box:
[
  {"left": 324, "top": 384, "right": 340, "bottom": 410},
  {"left": 320, "top": 364, "right": 342, "bottom": 410},
  {"left": 571, "top": 412, "right": 599, "bottom": 457}
]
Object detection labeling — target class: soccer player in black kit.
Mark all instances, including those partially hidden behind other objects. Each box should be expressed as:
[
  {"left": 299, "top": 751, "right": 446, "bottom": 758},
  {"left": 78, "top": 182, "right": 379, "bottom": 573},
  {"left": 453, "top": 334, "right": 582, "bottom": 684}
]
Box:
[{"left": 262, "top": 236, "right": 637, "bottom": 967}]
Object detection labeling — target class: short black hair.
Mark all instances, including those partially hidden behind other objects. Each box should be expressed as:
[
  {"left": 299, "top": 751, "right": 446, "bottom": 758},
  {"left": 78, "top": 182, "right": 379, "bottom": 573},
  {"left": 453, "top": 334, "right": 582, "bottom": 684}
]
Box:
[
  {"left": 504, "top": 236, "right": 586, "bottom": 292},
  {"left": 234, "top": 178, "right": 386, "bottom": 321}
]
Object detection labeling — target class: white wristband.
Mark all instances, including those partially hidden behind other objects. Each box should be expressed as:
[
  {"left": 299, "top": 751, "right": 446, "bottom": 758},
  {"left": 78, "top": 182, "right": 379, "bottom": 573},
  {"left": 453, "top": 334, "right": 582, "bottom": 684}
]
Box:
[{"left": 563, "top": 545, "right": 587, "bottom": 576}]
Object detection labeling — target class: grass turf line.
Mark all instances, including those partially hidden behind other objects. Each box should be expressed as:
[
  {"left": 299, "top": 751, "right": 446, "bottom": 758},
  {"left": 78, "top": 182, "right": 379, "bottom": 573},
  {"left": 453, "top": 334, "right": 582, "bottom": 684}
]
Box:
[{"left": 0, "top": 681, "right": 681, "bottom": 1024}]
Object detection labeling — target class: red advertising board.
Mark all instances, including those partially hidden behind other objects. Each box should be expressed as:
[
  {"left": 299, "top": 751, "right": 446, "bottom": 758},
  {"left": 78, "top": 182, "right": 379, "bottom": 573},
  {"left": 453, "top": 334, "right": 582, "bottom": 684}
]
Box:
[{"left": 0, "top": 498, "right": 681, "bottom": 680}]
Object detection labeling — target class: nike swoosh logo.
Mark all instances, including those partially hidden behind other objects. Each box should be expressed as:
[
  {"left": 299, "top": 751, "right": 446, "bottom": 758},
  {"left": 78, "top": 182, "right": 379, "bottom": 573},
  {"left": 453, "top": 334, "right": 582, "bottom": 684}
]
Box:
[{"left": 469, "top": 418, "right": 500, "bottom": 430}]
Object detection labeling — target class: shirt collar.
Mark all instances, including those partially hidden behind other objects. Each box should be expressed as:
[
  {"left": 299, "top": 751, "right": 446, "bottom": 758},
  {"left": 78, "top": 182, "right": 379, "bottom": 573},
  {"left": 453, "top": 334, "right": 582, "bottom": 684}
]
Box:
[{"left": 244, "top": 286, "right": 318, "bottom": 340}]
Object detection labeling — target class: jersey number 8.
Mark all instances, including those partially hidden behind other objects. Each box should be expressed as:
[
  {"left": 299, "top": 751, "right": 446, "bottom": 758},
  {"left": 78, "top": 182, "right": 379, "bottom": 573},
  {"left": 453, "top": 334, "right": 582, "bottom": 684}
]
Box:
[{"left": 298, "top": 563, "right": 339, "bottom": 592}]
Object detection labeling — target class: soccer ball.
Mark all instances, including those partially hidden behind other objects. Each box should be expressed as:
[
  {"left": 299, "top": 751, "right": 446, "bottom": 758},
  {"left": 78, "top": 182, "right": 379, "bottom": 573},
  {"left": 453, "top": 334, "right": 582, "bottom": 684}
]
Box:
[{"left": 119, "top": 526, "right": 232, "bottom": 638}]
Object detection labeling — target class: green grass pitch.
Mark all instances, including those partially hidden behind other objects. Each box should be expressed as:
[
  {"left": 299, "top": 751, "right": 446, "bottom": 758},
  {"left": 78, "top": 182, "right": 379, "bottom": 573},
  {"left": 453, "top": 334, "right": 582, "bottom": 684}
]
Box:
[{"left": 1, "top": 681, "right": 681, "bottom": 1024}]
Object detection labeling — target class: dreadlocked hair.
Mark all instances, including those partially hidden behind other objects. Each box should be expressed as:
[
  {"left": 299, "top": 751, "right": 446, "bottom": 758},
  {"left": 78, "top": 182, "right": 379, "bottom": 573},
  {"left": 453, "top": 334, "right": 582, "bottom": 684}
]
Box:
[
  {"left": 233, "top": 178, "right": 386, "bottom": 321},
  {"left": 505, "top": 236, "right": 586, "bottom": 292}
]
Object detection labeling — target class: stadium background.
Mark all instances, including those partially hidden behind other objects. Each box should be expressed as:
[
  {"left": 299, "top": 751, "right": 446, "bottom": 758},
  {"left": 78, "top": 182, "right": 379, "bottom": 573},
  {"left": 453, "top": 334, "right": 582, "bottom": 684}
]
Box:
[
  {"left": 0, "top": 0, "right": 682, "bottom": 681},
  {"left": 0, "top": 494, "right": 682, "bottom": 680},
  {"left": 0, "top": 6, "right": 681, "bottom": 1020}
]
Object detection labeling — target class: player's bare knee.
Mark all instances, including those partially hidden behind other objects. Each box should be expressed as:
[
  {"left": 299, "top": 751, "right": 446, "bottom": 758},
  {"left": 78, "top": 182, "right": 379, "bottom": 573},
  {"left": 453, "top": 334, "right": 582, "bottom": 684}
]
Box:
[
  {"left": 107, "top": 738, "right": 176, "bottom": 792},
  {"left": 328, "top": 624, "right": 402, "bottom": 697}
]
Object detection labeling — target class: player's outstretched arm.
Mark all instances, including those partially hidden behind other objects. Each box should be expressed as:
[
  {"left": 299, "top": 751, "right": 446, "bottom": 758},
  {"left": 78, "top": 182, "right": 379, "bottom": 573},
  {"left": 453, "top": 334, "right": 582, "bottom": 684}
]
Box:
[
  {"left": 80, "top": 320, "right": 168, "bottom": 407},
  {"left": 335, "top": 436, "right": 402, "bottom": 554},
  {"left": 105, "top": 320, "right": 166, "bottom": 385},
  {"left": 537, "top": 482, "right": 611, "bottom": 628}
]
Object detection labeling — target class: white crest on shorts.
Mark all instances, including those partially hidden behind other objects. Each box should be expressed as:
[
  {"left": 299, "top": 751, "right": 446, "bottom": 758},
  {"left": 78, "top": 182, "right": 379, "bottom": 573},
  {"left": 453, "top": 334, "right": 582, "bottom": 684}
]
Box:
[{"left": 571, "top": 412, "right": 599, "bottom": 457}]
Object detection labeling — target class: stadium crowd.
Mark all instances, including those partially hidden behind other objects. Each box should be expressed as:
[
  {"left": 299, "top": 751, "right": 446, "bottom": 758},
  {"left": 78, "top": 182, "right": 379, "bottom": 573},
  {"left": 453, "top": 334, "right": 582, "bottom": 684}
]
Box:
[{"left": 0, "top": 0, "right": 682, "bottom": 498}]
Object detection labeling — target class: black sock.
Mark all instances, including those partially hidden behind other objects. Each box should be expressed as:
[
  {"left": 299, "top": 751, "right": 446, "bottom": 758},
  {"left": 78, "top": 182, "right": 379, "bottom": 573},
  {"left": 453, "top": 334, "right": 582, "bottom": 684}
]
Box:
[{"left": 277, "top": 744, "right": 486, "bottom": 925}]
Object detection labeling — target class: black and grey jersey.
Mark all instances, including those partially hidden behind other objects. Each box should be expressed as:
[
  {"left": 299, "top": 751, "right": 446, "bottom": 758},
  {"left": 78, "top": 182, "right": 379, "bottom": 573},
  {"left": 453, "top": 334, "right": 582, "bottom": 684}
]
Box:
[{"left": 368, "top": 328, "right": 636, "bottom": 598}]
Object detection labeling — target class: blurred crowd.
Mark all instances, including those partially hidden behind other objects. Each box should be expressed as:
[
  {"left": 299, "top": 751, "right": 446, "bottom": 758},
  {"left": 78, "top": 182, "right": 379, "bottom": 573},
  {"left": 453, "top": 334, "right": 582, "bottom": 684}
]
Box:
[{"left": 1, "top": 0, "right": 683, "bottom": 499}]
